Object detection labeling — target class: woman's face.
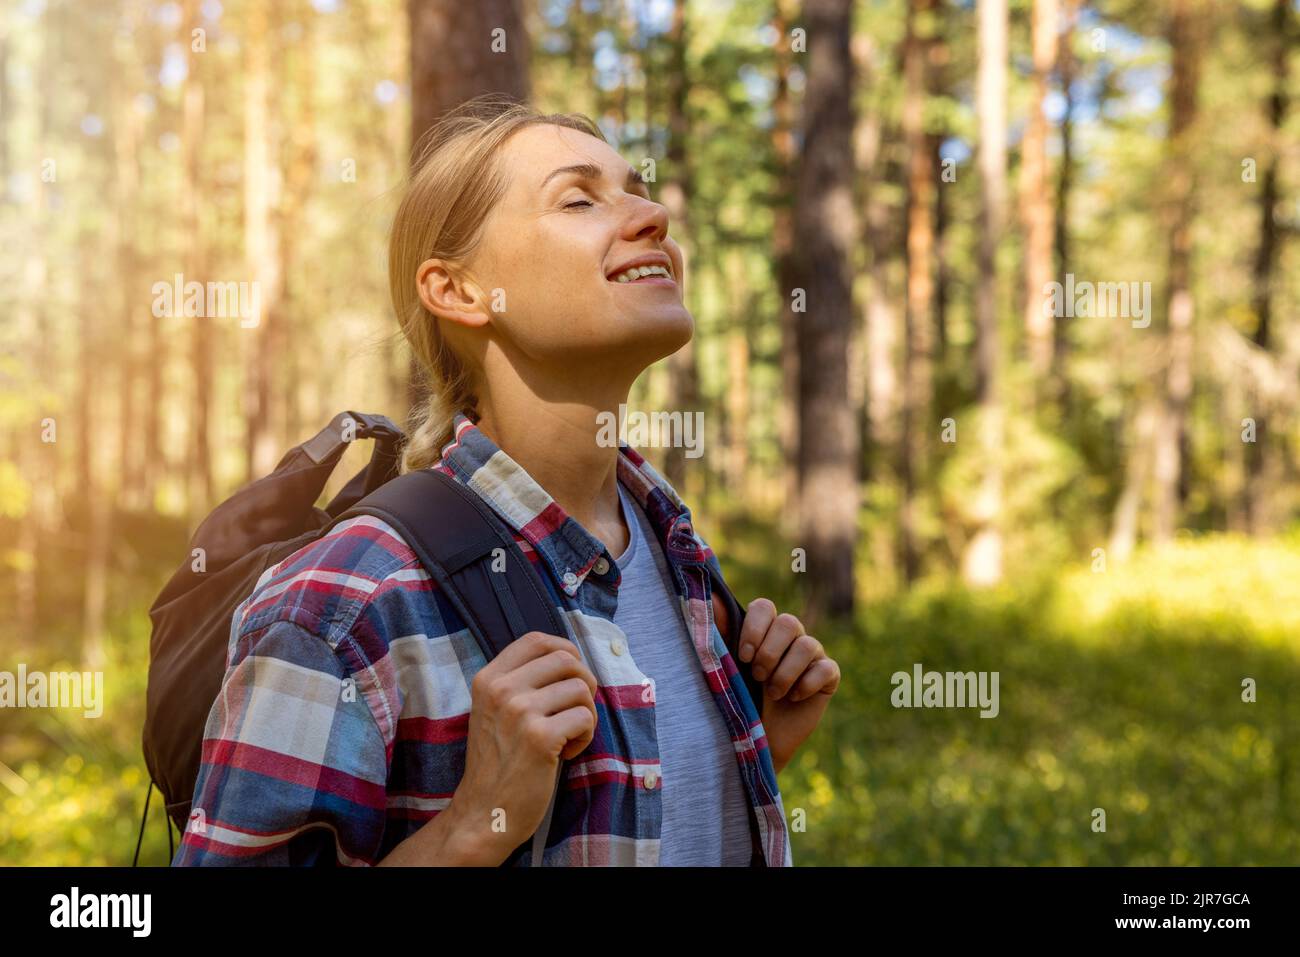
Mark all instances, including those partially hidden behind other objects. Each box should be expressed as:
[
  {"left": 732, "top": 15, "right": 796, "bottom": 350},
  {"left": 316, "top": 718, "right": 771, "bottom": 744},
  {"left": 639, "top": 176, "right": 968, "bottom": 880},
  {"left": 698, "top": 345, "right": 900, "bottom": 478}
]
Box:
[{"left": 465, "top": 123, "right": 692, "bottom": 379}]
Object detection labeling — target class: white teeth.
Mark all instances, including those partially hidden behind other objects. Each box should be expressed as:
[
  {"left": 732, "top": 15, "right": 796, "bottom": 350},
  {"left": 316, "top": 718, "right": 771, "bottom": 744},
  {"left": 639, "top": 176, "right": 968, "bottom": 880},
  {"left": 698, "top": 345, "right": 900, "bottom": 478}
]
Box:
[{"left": 613, "top": 264, "right": 671, "bottom": 283}]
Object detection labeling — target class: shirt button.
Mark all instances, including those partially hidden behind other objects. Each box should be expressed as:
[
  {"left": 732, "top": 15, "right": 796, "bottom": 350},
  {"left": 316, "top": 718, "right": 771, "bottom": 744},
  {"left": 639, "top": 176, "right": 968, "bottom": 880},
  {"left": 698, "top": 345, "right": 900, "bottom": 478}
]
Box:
[
  {"left": 610, "top": 637, "right": 626, "bottom": 656},
  {"left": 593, "top": 556, "right": 610, "bottom": 575},
  {"left": 643, "top": 772, "right": 658, "bottom": 790},
  {"left": 562, "top": 571, "right": 578, "bottom": 587}
]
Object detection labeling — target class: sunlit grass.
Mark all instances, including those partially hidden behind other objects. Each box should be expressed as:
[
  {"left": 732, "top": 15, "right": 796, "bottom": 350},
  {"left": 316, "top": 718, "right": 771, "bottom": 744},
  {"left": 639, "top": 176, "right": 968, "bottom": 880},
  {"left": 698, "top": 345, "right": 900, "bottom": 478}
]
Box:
[
  {"left": 3, "top": 530, "right": 1296, "bottom": 865},
  {"left": 776, "top": 532, "right": 1300, "bottom": 865},
  {"left": 0, "top": 614, "right": 173, "bottom": 867}
]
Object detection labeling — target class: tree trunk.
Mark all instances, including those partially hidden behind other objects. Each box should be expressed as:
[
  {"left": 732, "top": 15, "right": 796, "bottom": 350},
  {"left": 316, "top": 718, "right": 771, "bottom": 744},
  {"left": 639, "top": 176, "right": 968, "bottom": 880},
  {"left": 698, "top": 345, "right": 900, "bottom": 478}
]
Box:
[
  {"left": 406, "top": 0, "right": 531, "bottom": 419},
  {"left": 900, "top": 0, "right": 937, "bottom": 582},
  {"left": 792, "top": 0, "right": 858, "bottom": 618},
  {"left": 772, "top": 0, "right": 800, "bottom": 532},
  {"left": 662, "top": 0, "right": 699, "bottom": 496},
  {"left": 243, "top": 1, "right": 283, "bottom": 482},
  {"left": 277, "top": 1, "right": 319, "bottom": 450},
  {"left": 1245, "top": 0, "right": 1289, "bottom": 534},
  {"left": 1020, "top": 0, "right": 1058, "bottom": 389},
  {"left": 933, "top": 136, "right": 950, "bottom": 364},
  {"left": 1110, "top": 401, "right": 1159, "bottom": 561},
  {"left": 853, "top": 36, "right": 899, "bottom": 454},
  {"left": 113, "top": 15, "right": 144, "bottom": 511},
  {"left": 929, "top": 22, "right": 951, "bottom": 368},
  {"left": 15, "top": 13, "right": 56, "bottom": 646},
  {"left": 724, "top": 253, "right": 752, "bottom": 496},
  {"left": 77, "top": 240, "right": 109, "bottom": 671},
  {"left": 962, "top": 0, "right": 1007, "bottom": 587},
  {"left": 184, "top": 0, "right": 213, "bottom": 516},
  {"left": 852, "top": 34, "right": 901, "bottom": 589},
  {"left": 1052, "top": 0, "right": 1079, "bottom": 408},
  {"left": 1152, "top": 0, "right": 1203, "bottom": 543}
]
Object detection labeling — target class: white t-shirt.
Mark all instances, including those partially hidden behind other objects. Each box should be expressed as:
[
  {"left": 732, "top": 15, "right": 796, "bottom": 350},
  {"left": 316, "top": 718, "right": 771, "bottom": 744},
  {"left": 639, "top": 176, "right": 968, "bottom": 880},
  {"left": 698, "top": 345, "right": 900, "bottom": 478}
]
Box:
[{"left": 611, "top": 482, "right": 754, "bottom": 866}]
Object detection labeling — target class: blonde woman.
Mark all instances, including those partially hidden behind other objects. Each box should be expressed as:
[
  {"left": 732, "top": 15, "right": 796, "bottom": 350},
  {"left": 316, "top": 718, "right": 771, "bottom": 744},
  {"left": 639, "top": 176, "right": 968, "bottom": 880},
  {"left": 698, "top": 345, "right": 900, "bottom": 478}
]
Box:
[{"left": 175, "top": 96, "right": 840, "bottom": 867}]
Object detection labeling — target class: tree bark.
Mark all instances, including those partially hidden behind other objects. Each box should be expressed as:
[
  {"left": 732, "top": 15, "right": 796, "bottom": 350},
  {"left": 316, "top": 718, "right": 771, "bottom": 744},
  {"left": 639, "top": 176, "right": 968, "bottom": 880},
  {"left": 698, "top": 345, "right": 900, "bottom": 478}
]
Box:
[
  {"left": 1245, "top": 0, "right": 1289, "bottom": 534},
  {"left": 277, "top": 1, "right": 319, "bottom": 450},
  {"left": 1052, "top": 0, "right": 1078, "bottom": 410},
  {"left": 406, "top": 0, "right": 531, "bottom": 418},
  {"left": 662, "top": 0, "right": 699, "bottom": 496},
  {"left": 1020, "top": 0, "right": 1058, "bottom": 389},
  {"left": 772, "top": 0, "right": 800, "bottom": 532},
  {"left": 113, "top": 14, "right": 144, "bottom": 511},
  {"left": 900, "top": 0, "right": 937, "bottom": 582},
  {"left": 14, "top": 9, "right": 57, "bottom": 646},
  {"left": 184, "top": 0, "right": 213, "bottom": 516},
  {"left": 724, "top": 253, "right": 752, "bottom": 495},
  {"left": 852, "top": 33, "right": 901, "bottom": 593},
  {"left": 1152, "top": 0, "right": 1203, "bottom": 543},
  {"left": 962, "top": 0, "right": 1007, "bottom": 587},
  {"left": 792, "top": 0, "right": 858, "bottom": 618},
  {"left": 243, "top": 1, "right": 283, "bottom": 481}
]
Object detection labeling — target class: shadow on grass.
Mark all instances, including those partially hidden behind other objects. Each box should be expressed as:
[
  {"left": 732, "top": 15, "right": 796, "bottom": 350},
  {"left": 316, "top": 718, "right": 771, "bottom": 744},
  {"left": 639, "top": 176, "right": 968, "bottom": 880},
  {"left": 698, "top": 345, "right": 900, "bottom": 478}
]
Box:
[
  {"left": 778, "top": 585, "right": 1300, "bottom": 865},
  {"left": 4, "top": 509, "right": 1297, "bottom": 866}
]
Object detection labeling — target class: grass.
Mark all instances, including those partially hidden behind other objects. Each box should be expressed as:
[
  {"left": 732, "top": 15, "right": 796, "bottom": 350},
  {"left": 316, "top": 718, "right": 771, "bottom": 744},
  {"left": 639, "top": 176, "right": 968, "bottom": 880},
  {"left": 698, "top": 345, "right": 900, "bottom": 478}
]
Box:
[
  {"left": 3, "top": 525, "right": 1297, "bottom": 865},
  {"left": 772, "top": 535, "right": 1300, "bottom": 865}
]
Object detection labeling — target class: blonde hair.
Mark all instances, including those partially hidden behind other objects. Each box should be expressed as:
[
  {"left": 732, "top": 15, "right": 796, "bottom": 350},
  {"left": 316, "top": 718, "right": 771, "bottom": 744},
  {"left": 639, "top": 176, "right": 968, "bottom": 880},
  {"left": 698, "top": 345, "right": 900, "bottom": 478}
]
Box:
[{"left": 390, "top": 94, "right": 605, "bottom": 472}]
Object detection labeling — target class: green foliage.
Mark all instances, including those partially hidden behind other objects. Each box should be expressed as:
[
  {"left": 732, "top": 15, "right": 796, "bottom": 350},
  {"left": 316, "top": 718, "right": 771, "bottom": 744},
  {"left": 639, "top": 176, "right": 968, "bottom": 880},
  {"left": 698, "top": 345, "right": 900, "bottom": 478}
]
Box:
[
  {"left": 770, "top": 534, "right": 1300, "bottom": 865},
  {"left": 0, "top": 614, "right": 172, "bottom": 866},
  {"left": 936, "top": 408, "right": 1095, "bottom": 573}
]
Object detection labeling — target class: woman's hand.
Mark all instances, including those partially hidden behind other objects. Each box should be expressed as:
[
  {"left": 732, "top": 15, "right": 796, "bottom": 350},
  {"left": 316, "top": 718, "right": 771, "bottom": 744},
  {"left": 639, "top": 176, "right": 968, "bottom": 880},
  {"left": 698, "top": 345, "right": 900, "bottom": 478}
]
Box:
[
  {"left": 456, "top": 632, "right": 598, "bottom": 861},
  {"left": 736, "top": 599, "right": 840, "bottom": 775},
  {"left": 381, "top": 631, "right": 597, "bottom": 865}
]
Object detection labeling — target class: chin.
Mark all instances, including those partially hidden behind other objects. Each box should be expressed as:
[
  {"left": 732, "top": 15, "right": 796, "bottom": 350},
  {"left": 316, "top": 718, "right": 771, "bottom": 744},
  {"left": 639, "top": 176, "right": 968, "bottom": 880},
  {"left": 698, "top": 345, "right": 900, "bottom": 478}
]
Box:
[
  {"left": 638, "top": 309, "right": 695, "bottom": 360},
  {"left": 569, "top": 306, "right": 694, "bottom": 368}
]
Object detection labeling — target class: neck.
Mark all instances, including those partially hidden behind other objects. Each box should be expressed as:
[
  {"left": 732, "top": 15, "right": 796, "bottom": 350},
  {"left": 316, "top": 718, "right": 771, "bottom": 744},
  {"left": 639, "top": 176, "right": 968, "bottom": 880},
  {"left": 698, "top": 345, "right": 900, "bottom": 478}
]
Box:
[{"left": 473, "top": 363, "right": 635, "bottom": 557}]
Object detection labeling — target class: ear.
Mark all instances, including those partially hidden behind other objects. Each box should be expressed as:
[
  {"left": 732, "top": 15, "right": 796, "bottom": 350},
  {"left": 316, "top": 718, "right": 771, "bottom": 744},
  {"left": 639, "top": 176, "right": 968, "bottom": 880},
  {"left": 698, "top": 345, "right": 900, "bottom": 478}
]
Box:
[{"left": 416, "top": 258, "right": 491, "bottom": 330}]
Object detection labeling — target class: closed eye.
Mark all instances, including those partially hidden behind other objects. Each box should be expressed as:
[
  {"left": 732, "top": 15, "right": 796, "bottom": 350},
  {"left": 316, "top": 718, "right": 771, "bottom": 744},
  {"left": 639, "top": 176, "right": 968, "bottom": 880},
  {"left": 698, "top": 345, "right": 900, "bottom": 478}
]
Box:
[{"left": 563, "top": 199, "right": 594, "bottom": 210}]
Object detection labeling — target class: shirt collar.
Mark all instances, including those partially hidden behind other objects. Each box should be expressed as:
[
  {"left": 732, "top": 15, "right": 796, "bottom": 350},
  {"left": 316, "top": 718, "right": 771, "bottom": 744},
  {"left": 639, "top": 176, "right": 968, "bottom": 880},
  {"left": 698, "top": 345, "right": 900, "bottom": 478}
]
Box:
[{"left": 437, "top": 411, "right": 708, "bottom": 597}]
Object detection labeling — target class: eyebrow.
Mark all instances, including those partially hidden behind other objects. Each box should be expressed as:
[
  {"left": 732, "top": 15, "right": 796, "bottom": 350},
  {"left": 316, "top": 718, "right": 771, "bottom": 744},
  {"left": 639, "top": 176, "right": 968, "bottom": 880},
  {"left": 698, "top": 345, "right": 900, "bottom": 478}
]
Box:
[{"left": 540, "top": 162, "right": 648, "bottom": 193}]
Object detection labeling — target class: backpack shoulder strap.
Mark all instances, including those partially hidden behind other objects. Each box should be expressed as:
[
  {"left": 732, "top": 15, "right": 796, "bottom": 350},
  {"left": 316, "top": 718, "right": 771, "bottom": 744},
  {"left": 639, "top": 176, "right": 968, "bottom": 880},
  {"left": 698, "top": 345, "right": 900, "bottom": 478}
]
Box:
[
  {"left": 708, "top": 566, "right": 765, "bottom": 714},
  {"left": 337, "top": 468, "right": 765, "bottom": 866},
  {"left": 333, "top": 467, "right": 567, "bottom": 868},
  {"left": 340, "top": 468, "right": 761, "bottom": 711},
  {"left": 336, "top": 468, "right": 569, "bottom": 662}
]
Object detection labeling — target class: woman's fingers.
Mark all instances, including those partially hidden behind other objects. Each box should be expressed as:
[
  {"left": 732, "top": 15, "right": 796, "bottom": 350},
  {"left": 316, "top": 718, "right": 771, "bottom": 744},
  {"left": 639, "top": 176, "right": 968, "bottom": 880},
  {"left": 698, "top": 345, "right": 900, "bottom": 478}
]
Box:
[
  {"left": 738, "top": 598, "right": 777, "bottom": 662},
  {"left": 749, "top": 612, "right": 804, "bottom": 682},
  {"left": 511, "top": 646, "right": 598, "bottom": 697},
  {"left": 784, "top": 656, "right": 840, "bottom": 703},
  {"left": 764, "top": 633, "right": 824, "bottom": 699}
]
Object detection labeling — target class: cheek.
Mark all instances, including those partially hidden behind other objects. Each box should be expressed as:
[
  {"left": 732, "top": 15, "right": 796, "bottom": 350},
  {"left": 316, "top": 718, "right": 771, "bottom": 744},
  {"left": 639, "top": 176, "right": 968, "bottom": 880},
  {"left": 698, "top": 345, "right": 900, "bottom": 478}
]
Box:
[
  {"left": 493, "top": 224, "right": 609, "bottom": 339},
  {"left": 488, "top": 260, "right": 596, "bottom": 354},
  {"left": 483, "top": 230, "right": 565, "bottom": 314}
]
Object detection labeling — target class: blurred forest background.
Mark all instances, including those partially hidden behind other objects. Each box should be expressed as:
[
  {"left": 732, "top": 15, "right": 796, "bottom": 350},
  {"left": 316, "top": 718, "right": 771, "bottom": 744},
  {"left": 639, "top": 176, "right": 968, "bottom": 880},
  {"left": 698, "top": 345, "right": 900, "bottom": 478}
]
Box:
[{"left": 2, "top": 0, "right": 1298, "bottom": 865}]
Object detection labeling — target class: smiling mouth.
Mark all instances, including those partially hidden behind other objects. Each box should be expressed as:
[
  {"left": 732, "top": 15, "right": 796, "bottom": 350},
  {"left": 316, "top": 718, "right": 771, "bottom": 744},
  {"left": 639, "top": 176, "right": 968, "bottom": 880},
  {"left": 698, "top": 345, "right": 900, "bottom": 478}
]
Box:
[{"left": 608, "top": 264, "right": 675, "bottom": 284}]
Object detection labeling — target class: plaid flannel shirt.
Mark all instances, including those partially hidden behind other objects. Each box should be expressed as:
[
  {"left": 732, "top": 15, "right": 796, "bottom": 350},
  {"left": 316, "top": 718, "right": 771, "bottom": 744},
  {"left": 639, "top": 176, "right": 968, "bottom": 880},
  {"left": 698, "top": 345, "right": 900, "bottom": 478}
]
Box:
[{"left": 173, "top": 412, "right": 793, "bottom": 866}]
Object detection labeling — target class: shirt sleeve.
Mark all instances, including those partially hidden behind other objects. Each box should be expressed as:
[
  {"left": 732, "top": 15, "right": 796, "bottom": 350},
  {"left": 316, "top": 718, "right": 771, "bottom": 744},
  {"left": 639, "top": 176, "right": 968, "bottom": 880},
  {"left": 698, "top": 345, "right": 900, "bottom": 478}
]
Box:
[{"left": 171, "top": 618, "right": 391, "bottom": 866}]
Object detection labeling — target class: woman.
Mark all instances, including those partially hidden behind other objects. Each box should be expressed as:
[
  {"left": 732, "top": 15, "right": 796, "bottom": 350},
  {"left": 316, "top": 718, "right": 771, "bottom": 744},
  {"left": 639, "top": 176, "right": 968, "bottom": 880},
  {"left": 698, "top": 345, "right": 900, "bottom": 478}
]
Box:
[{"left": 175, "top": 96, "right": 840, "bottom": 867}]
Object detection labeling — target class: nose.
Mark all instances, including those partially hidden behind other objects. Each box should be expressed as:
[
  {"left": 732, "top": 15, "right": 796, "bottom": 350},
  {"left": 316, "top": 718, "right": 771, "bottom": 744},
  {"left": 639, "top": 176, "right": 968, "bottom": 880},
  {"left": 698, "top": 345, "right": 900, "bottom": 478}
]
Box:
[{"left": 621, "top": 193, "right": 670, "bottom": 244}]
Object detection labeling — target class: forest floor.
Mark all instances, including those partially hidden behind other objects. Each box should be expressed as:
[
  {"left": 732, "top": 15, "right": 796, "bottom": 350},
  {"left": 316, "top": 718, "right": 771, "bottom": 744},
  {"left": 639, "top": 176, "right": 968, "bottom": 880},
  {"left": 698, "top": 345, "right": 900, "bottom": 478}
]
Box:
[{"left": 3, "top": 523, "right": 1297, "bottom": 866}]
